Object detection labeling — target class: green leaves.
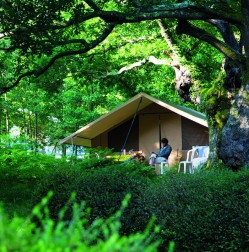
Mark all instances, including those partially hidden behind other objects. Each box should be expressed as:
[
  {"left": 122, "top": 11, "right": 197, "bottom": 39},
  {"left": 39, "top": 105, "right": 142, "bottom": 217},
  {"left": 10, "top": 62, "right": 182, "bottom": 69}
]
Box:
[{"left": 0, "top": 192, "right": 161, "bottom": 251}]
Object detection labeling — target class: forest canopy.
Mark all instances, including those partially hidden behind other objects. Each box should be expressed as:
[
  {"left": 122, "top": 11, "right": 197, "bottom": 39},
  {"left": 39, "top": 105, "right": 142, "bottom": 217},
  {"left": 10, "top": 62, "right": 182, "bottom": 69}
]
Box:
[{"left": 0, "top": 0, "right": 249, "bottom": 168}]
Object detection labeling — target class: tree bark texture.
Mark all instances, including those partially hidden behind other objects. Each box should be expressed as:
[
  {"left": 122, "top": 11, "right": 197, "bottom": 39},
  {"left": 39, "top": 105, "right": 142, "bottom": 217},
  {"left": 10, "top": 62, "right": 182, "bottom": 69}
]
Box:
[{"left": 219, "top": 66, "right": 249, "bottom": 169}]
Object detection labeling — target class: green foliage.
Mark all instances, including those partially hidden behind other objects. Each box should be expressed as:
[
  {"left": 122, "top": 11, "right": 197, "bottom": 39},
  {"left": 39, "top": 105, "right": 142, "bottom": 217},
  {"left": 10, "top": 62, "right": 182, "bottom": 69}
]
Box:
[
  {"left": 1, "top": 141, "right": 249, "bottom": 251},
  {"left": 0, "top": 193, "right": 162, "bottom": 252},
  {"left": 0, "top": 1, "right": 226, "bottom": 146},
  {"left": 0, "top": 137, "right": 72, "bottom": 215},
  {"left": 32, "top": 162, "right": 249, "bottom": 251},
  {"left": 32, "top": 162, "right": 154, "bottom": 233},
  {"left": 143, "top": 170, "right": 249, "bottom": 251},
  {"left": 200, "top": 73, "right": 230, "bottom": 130}
]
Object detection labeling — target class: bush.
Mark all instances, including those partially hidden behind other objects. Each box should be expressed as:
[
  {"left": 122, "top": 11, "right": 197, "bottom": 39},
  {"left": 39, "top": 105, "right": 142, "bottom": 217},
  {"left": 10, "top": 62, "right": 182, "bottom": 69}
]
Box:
[
  {"left": 34, "top": 167, "right": 249, "bottom": 251},
  {"left": 0, "top": 193, "right": 166, "bottom": 252},
  {"left": 141, "top": 170, "right": 249, "bottom": 251},
  {"left": 0, "top": 141, "right": 115, "bottom": 215},
  {"left": 1, "top": 144, "right": 249, "bottom": 251},
  {"left": 32, "top": 162, "right": 155, "bottom": 235},
  {"left": 0, "top": 142, "right": 72, "bottom": 216}
]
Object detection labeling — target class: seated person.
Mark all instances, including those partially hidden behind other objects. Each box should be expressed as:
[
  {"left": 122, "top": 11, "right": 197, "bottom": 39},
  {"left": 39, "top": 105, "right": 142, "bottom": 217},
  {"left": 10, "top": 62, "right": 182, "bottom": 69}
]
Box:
[
  {"left": 149, "top": 138, "right": 172, "bottom": 166},
  {"left": 148, "top": 152, "right": 157, "bottom": 166}
]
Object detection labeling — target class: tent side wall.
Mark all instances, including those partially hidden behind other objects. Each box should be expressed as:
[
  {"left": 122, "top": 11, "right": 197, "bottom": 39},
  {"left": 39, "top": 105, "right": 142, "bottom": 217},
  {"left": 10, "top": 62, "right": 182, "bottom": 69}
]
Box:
[
  {"left": 138, "top": 103, "right": 182, "bottom": 165},
  {"left": 181, "top": 117, "right": 209, "bottom": 149},
  {"left": 91, "top": 117, "right": 139, "bottom": 153},
  {"left": 92, "top": 132, "right": 108, "bottom": 149},
  {"left": 107, "top": 117, "right": 139, "bottom": 152},
  {"left": 139, "top": 113, "right": 182, "bottom": 166}
]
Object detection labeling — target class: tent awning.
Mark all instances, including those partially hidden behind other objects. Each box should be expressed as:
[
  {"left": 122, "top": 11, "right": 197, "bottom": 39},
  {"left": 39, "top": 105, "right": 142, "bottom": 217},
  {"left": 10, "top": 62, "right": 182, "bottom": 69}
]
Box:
[{"left": 59, "top": 92, "right": 208, "bottom": 146}]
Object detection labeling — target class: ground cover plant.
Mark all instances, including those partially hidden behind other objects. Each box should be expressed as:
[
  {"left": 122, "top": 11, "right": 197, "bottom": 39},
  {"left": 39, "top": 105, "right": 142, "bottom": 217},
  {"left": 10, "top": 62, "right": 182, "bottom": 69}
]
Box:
[
  {"left": 0, "top": 193, "right": 164, "bottom": 252},
  {"left": 0, "top": 145, "right": 249, "bottom": 251}
]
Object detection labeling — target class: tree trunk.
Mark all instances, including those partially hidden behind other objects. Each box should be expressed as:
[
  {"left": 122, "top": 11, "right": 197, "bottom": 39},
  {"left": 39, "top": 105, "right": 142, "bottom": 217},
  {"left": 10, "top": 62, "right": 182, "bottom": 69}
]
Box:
[
  {"left": 28, "top": 113, "right": 33, "bottom": 138},
  {"left": 208, "top": 126, "right": 220, "bottom": 166},
  {"left": 219, "top": 66, "right": 249, "bottom": 169},
  {"left": 4, "top": 93, "right": 9, "bottom": 133},
  {"left": 22, "top": 108, "right": 27, "bottom": 137},
  {"left": 0, "top": 97, "right": 2, "bottom": 135}
]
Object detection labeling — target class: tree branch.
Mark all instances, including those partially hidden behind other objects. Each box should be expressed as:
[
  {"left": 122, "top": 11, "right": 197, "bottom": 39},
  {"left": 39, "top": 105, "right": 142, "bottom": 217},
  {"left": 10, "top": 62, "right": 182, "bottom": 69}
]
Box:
[
  {"left": 177, "top": 20, "right": 244, "bottom": 62},
  {"left": 0, "top": 24, "right": 115, "bottom": 94},
  {"left": 97, "top": 56, "right": 170, "bottom": 78},
  {"left": 207, "top": 19, "right": 240, "bottom": 51},
  {"left": 97, "top": 2, "right": 241, "bottom": 25},
  {"left": 0, "top": 0, "right": 245, "bottom": 95},
  {"left": 51, "top": 12, "right": 98, "bottom": 30},
  {"left": 0, "top": 38, "right": 89, "bottom": 51},
  {"left": 2, "top": 2, "right": 241, "bottom": 47},
  {"left": 129, "top": 0, "right": 141, "bottom": 8},
  {"left": 83, "top": 0, "right": 100, "bottom": 11},
  {"left": 45, "top": 2, "right": 241, "bottom": 30},
  {"left": 0, "top": 33, "right": 8, "bottom": 39},
  {"left": 241, "top": 0, "right": 249, "bottom": 55},
  {"left": 0, "top": 71, "right": 36, "bottom": 94},
  {"left": 157, "top": 19, "right": 179, "bottom": 60}
]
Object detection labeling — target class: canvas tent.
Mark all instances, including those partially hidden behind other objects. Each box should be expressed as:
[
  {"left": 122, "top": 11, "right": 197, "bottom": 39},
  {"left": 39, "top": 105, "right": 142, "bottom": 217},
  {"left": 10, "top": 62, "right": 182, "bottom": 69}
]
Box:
[{"left": 59, "top": 92, "right": 209, "bottom": 165}]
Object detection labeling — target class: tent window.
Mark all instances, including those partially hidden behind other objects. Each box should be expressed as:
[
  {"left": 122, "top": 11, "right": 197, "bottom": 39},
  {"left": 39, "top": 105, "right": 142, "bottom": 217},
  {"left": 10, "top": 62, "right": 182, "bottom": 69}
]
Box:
[
  {"left": 108, "top": 117, "right": 139, "bottom": 152},
  {"left": 181, "top": 117, "right": 209, "bottom": 150}
]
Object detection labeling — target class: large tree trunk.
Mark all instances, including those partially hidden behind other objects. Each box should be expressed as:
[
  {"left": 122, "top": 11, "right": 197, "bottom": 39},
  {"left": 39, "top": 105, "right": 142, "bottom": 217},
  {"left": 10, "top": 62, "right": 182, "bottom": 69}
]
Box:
[
  {"left": 208, "top": 127, "right": 220, "bottom": 165},
  {"left": 219, "top": 66, "right": 249, "bottom": 169}
]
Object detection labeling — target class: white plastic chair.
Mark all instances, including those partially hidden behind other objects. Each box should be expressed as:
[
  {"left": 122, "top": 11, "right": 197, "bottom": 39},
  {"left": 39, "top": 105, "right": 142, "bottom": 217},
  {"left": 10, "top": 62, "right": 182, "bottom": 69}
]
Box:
[
  {"left": 192, "top": 146, "right": 209, "bottom": 172},
  {"left": 178, "top": 146, "right": 209, "bottom": 174},
  {"left": 178, "top": 148, "right": 197, "bottom": 174},
  {"left": 155, "top": 158, "right": 170, "bottom": 175},
  {"left": 159, "top": 160, "right": 170, "bottom": 174}
]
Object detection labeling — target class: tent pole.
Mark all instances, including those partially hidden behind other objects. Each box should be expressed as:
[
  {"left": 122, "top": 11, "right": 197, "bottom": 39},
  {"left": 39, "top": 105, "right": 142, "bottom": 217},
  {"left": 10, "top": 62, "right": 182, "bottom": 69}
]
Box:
[
  {"left": 71, "top": 137, "right": 74, "bottom": 157},
  {"left": 35, "top": 112, "right": 38, "bottom": 154},
  {"left": 118, "top": 97, "right": 142, "bottom": 161},
  {"left": 159, "top": 114, "right": 162, "bottom": 150},
  {"left": 52, "top": 142, "right": 58, "bottom": 154}
]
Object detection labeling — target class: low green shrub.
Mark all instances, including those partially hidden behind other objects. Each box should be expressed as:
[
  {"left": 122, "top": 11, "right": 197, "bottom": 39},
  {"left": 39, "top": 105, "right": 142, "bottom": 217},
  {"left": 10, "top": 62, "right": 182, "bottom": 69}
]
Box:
[
  {"left": 0, "top": 193, "right": 167, "bottom": 252},
  {"left": 0, "top": 143, "right": 72, "bottom": 216},
  {"left": 32, "top": 162, "right": 155, "bottom": 235},
  {"left": 33, "top": 167, "right": 249, "bottom": 251},
  {"left": 0, "top": 142, "right": 115, "bottom": 216},
  {"left": 142, "top": 170, "right": 249, "bottom": 251},
  {"left": 1, "top": 143, "right": 249, "bottom": 251}
]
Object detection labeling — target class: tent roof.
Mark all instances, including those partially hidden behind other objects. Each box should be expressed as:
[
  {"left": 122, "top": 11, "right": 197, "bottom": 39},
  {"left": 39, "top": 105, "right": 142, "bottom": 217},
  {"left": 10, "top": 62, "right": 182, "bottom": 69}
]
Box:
[{"left": 59, "top": 92, "right": 208, "bottom": 146}]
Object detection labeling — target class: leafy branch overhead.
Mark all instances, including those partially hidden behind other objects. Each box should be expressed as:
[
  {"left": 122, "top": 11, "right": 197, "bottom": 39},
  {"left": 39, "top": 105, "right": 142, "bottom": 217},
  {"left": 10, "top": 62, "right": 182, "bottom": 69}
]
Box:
[{"left": 0, "top": 0, "right": 247, "bottom": 94}]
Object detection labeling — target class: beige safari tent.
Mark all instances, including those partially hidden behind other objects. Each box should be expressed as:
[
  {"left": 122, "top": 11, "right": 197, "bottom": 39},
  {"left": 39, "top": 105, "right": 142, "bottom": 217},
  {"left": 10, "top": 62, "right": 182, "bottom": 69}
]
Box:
[{"left": 59, "top": 92, "right": 209, "bottom": 165}]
